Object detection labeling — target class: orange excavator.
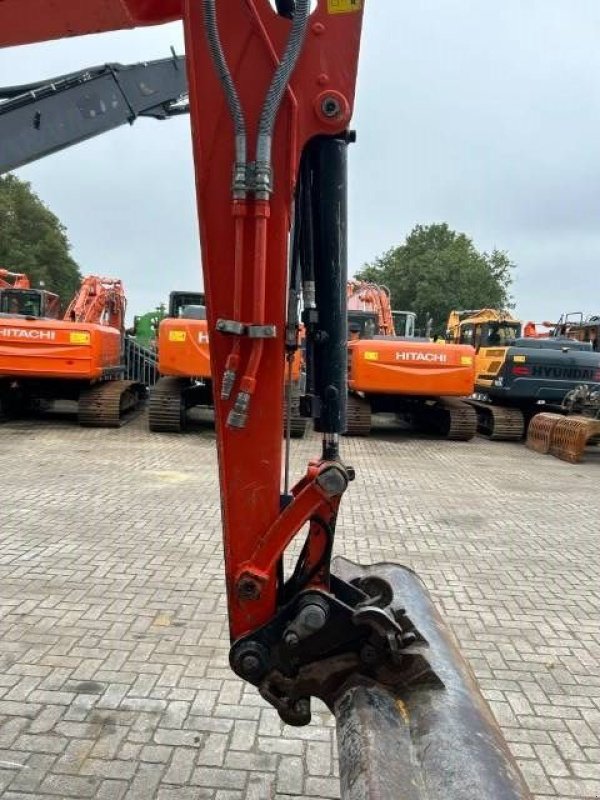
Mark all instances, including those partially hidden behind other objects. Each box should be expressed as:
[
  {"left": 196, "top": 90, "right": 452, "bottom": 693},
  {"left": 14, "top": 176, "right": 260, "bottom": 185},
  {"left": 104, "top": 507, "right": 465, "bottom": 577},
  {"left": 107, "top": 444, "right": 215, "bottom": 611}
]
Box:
[
  {"left": 148, "top": 290, "right": 212, "bottom": 431},
  {"left": 150, "top": 289, "right": 308, "bottom": 436},
  {"left": 1, "top": 3, "right": 532, "bottom": 798},
  {"left": 0, "top": 273, "right": 144, "bottom": 425},
  {"left": 345, "top": 280, "right": 477, "bottom": 438}
]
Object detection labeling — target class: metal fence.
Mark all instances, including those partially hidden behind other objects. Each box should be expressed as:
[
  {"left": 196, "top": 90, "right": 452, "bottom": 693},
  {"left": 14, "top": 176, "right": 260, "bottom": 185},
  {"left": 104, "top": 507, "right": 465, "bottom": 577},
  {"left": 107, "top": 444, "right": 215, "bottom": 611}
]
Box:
[{"left": 123, "top": 335, "right": 158, "bottom": 387}]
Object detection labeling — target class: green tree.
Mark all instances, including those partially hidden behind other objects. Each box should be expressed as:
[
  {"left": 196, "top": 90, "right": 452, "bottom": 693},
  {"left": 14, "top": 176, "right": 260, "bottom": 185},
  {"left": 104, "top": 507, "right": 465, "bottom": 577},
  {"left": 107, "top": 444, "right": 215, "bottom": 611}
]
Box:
[
  {"left": 0, "top": 174, "right": 81, "bottom": 303},
  {"left": 356, "top": 223, "right": 515, "bottom": 335}
]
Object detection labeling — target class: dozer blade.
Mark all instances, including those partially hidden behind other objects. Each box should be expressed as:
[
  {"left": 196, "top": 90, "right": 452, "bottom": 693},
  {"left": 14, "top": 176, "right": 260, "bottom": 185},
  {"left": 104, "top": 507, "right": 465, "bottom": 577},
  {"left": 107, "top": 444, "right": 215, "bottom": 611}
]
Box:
[
  {"left": 549, "top": 415, "right": 600, "bottom": 464},
  {"left": 526, "top": 412, "right": 564, "bottom": 454},
  {"left": 332, "top": 558, "right": 532, "bottom": 800}
]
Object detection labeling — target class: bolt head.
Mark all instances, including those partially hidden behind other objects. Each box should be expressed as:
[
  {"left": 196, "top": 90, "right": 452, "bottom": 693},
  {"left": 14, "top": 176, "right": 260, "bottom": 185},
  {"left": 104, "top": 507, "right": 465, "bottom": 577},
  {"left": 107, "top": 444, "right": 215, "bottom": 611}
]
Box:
[
  {"left": 292, "top": 698, "right": 311, "bottom": 718},
  {"left": 321, "top": 97, "right": 341, "bottom": 118},
  {"left": 284, "top": 631, "right": 300, "bottom": 648},
  {"left": 237, "top": 576, "right": 262, "bottom": 601}
]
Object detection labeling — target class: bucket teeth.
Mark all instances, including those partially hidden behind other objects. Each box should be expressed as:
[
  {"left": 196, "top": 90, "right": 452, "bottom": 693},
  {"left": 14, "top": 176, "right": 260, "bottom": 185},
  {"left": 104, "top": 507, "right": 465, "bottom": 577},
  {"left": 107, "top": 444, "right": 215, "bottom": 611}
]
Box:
[
  {"left": 527, "top": 413, "right": 600, "bottom": 463},
  {"left": 526, "top": 412, "right": 564, "bottom": 454},
  {"left": 549, "top": 416, "right": 600, "bottom": 464}
]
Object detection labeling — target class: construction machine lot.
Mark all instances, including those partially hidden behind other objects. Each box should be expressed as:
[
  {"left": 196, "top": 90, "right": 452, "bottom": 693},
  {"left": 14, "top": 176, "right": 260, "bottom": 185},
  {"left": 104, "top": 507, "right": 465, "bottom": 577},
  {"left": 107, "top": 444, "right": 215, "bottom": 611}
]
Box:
[{"left": 0, "top": 414, "right": 598, "bottom": 800}]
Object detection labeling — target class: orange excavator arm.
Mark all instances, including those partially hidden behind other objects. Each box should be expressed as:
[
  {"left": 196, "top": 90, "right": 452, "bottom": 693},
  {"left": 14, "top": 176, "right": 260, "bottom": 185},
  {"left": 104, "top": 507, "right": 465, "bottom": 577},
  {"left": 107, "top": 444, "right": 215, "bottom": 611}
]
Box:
[
  {"left": 63, "top": 275, "right": 126, "bottom": 330},
  {"left": 0, "top": 268, "right": 30, "bottom": 290},
  {"left": 1, "top": 5, "right": 532, "bottom": 798},
  {"left": 347, "top": 279, "right": 395, "bottom": 335}
]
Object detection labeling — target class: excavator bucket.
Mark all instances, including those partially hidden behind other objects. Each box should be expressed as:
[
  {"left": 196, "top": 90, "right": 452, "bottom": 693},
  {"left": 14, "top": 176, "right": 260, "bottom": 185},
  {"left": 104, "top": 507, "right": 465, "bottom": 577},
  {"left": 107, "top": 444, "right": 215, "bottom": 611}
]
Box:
[
  {"left": 332, "top": 558, "right": 532, "bottom": 800},
  {"left": 525, "top": 412, "right": 565, "bottom": 454},
  {"left": 549, "top": 415, "right": 600, "bottom": 463}
]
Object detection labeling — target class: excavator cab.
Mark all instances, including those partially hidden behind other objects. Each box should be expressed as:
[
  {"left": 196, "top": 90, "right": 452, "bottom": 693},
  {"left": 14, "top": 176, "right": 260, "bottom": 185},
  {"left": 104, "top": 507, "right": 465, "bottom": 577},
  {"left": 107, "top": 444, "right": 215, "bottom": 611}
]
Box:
[
  {"left": 458, "top": 319, "right": 521, "bottom": 350},
  {"left": 392, "top": 309, "right": 417, "bottom": 338},
  {"left": 168, "top": 291, "right": 206, "bottom": 319},
  {"left": 347, "top": 310, "right": 378, "bottom": 340},
  {"left": 0, "top": 288, "right": 60, "bottom": 319}
]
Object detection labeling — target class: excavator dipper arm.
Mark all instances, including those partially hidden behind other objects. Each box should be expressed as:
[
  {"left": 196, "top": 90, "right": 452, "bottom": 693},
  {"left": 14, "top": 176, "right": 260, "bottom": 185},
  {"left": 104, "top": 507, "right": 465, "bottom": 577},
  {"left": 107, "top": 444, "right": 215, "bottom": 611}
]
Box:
[
  {"left": 0, "top": 56, "right": 189, "bottom": 174},
  {"left": 1, "top": 2, "right": 532, "bottom": 797}
]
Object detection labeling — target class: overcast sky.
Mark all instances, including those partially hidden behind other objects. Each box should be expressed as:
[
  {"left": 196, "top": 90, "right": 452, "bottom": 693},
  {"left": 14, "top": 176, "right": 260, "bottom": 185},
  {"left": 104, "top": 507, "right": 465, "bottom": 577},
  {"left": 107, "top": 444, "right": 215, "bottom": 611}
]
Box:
[{"left": 1, "top": 1, "right": 599, "bottom": 322}]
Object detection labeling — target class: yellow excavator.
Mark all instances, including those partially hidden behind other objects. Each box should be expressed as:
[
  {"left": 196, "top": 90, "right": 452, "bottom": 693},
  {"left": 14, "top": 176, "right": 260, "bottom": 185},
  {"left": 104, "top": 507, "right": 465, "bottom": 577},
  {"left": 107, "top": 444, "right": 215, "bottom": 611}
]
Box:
[{"left": 446, "top": 308, "right": 600, "bottom": 439}]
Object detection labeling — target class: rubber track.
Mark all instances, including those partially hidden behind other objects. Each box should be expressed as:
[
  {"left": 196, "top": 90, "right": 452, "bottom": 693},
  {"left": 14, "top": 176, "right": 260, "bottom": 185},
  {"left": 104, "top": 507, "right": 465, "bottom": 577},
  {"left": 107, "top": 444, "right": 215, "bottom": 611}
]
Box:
[
  {"left": 149, "top": 377, "right": 185, "bottom": 432},
  {"left": 467, "top": 400, "right": 524, "bottom": 441},
  {"left": 430, "top": 398, "right": 477, "bottom": 441},
  {"left": 78, "top": 380, "right": 144, "bottom": 428},
  {"left": 283, "top": 398, "right": 309, "bottom": 439},
  {"left": 344, "top": 394, "right": 371, "bottom": 436}
]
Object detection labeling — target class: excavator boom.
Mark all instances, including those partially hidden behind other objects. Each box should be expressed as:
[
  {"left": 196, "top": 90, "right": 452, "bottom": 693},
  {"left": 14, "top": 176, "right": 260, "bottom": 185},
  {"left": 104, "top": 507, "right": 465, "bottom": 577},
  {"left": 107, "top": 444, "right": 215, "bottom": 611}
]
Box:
[{"left": 0, "top": 56, "right": 188, "bottom": 174}]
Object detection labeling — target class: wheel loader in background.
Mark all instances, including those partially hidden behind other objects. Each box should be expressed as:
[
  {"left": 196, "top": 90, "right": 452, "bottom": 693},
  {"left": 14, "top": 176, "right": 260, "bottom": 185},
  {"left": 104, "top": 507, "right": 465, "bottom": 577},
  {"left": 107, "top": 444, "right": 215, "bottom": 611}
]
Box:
[
  {"left": 345, "top": 281, "right": 477, "bottom": 438},
  {"left": 446, "top": 308, "right": 600, "bottom": 439},
  {"left": 0, "top": 274, "right": 145, "bottom": 425}
]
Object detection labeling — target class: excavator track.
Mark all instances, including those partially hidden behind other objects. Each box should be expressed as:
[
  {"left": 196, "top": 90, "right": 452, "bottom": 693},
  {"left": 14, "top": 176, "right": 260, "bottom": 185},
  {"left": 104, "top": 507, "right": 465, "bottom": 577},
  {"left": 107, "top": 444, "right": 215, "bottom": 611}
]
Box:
[
  {"left": 282, "top": 397, "right": 309, "bottom": 439},
  {"left": 416, "top": 397, "right": 477, "bottom": 441},
  {"left": 78, "top": 379, "right": 145, "bottom": 428},
  {"left": 467, "top": 400, "right": 525, "bottom": 441},
  {"left": 344, "top": 394, "right": 372, "bottom": 436},
  {"left": 148, "top": 377, "right": 186, "bottom": 432}
]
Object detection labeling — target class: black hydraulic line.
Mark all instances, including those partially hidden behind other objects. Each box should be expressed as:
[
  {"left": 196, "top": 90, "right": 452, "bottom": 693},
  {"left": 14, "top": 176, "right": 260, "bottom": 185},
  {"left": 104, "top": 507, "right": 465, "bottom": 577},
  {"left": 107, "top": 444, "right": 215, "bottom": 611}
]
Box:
[
  {"left": 333, "top": 558, "right": 533, "bottom": 800},
  {"left": 0, "top": 56, "right": 188, "bottom": 174}
]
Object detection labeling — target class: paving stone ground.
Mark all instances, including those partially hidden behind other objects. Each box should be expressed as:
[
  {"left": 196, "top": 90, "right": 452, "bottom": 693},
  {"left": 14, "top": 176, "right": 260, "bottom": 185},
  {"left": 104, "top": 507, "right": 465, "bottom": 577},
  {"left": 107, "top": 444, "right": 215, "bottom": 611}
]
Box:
[{"left": 0, "top": 409, "right": 598, "bottom": 799}]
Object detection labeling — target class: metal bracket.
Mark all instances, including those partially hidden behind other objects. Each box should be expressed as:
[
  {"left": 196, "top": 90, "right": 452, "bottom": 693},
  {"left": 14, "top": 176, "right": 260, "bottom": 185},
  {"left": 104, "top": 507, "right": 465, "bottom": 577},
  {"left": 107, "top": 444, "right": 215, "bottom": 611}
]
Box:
[
  {"left": 216, "top": 320, "right": 276, "bottom": 339},
  {"left": 248, "top": 325, "right": 277, "bottom": 339},
  {"left": 216, "top": 319, "right": 246, "bottom": 336},
  {"left": 229, "top": 571, "right": 441, "bottom": 727}
]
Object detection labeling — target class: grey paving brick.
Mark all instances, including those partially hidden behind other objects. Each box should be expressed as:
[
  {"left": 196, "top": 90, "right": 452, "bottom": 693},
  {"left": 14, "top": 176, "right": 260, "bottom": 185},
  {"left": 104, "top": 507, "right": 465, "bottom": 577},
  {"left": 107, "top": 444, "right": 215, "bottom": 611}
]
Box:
[
  {"left": 1, "top": 413, "right": 599, "bottom": 799},
  {"left": 7, "top": 753, "right": 55, "bottom": 793},
  {"left": 162, "top": 748, "right": 196, "bottom": 786},
  {"left": 39, "top": 773, "right": 101, "bottom": 797}
]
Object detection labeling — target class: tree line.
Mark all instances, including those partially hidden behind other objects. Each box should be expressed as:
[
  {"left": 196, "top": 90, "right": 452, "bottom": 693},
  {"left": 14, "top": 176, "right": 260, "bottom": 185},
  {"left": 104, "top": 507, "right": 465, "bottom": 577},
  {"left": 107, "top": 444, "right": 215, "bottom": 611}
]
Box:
[
  {"left": 356, "top": 223, "right": 515, "bottom": 336},
  {"left": 0, "top": 174, "right": 81, "bottom": 303},
  {"left": 0, "top": 176, "right": 515, "bottom": 332}
]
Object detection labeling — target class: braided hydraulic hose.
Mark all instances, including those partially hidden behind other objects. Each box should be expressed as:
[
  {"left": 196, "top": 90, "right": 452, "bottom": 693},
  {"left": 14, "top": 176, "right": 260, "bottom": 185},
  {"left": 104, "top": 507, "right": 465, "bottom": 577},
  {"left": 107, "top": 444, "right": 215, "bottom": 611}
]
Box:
[
  {"left": 202, "top": 0, "right": 247, "bottom": 195},
  {"left": 255, "top": 0, "right": 312, "bottom": 194}
]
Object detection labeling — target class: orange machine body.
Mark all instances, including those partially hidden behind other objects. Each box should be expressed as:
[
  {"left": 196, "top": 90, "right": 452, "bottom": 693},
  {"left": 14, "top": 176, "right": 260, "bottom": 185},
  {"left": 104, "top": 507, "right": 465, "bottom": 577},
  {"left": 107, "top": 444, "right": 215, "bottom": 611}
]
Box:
[
  {"left": 349, "top": 338, "right": 475, "bottom": 397},
  {"left": 0, "top": 318, "right": 121, "bottom": 380},
  {"left": 0, "top": 275, "right": 125, "bottom": 382},
  {"left": 157, "top": 316, "right": 211, "bottom": 379},
  {"left": 157, "top": 317, "right": 303, "bottom": 382}
]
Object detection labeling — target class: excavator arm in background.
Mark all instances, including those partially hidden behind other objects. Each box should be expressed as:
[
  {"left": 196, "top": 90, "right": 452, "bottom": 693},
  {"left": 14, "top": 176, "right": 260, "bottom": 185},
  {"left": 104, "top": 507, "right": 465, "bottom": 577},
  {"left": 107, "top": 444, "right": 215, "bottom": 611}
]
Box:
[
  {"left": 0, "top": 55, "right": 188, "bottom": 173},
  {"left": 0, "top": 268, "right": 30, "bottom": 289},
  {"left": 63, "top": 275, "right": 126, "bottom": 329},
  {"left": 347, "top": 279, "right": 395, "bottom": 335},
  {"left": 1, "top": 3, "right": 532, "bottom": 798}
]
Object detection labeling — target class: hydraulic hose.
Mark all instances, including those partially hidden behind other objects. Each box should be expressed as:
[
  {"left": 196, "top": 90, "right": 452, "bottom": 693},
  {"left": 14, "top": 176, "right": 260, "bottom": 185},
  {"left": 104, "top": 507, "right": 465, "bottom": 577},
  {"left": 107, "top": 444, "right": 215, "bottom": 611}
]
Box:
[
  {"left": 255, "top": 0, "right": 312, "bottom": 193},
  {"left": 229, "top": 0, "right": 312, "bottom": 428},
  {"left": 202, "top": 0, "right": 250, "bottom": 399},
  {"left": 202, "top": 0, "right": 247, "bottom": 194}
]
